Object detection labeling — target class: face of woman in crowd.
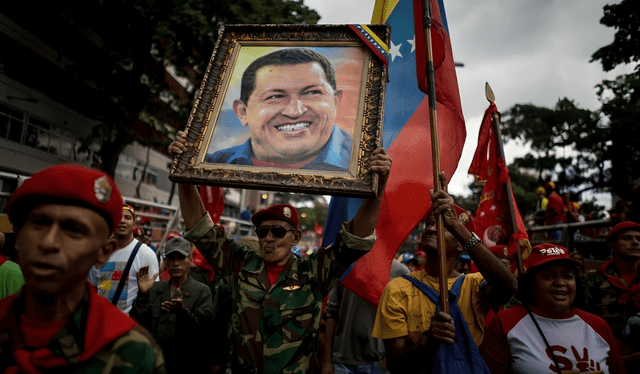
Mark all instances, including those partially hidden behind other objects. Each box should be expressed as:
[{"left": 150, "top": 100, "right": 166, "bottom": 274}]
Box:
[{"left": 533, "top": 263, "right": 576, "bottom": 317}]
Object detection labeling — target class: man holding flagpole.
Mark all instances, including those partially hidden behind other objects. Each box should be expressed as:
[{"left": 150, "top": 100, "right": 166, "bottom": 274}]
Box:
[
  {"left": 372, "top": 174, "right": 518, "bottom": 373},
  {"left": 321, "top": 0, "right": 466, "bottom": 307}
]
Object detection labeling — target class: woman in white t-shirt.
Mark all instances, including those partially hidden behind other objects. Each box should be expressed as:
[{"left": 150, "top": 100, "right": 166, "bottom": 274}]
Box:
[{"left": 480, "top": 243, "right": 626, "bottom": 374}]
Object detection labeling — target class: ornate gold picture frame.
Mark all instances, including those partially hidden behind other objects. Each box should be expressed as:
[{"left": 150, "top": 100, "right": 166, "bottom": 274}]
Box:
[{"left": 169, "top": 24, "right": 389, "bottom": 198}]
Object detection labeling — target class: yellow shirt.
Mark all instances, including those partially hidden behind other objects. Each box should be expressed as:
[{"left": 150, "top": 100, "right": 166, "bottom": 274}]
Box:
[{"left": 372, "top": 271, "right": 489, "bottom": 347}]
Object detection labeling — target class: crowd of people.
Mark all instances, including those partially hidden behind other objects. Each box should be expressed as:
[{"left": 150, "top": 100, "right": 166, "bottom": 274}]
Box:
[
  {"left": 0, "top": 52, "right": 639, "bottom": 373},
  {"left": 3, "top": 153, "right": 639, "bottom": 373}
]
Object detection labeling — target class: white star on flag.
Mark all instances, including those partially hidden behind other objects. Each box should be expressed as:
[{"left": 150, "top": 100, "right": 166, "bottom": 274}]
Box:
[
  {"left": 490, "top": 205, "right": 497, "bottom": 211},
  {"left": 408, "top": 35, "right": 416, "bottom": 53},
  {"left": 389, "top": 40, "right": 403, "bottom": 62}
]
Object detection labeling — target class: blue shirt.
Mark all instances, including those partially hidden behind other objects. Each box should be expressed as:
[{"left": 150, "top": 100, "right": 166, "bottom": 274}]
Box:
[{"left": 205, "top": 125, "right": 352, "bottom": 172}]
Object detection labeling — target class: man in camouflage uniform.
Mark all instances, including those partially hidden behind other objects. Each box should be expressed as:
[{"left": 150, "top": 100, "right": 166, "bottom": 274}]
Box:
[
  {"left": 587, "top": 221, "right": 640, "bottom": 367},
  {"left": 171, "top": 137, "right": 391, "bottom": 374},
  {"left": 0, "top": 164, "right": 165, "bottom": 373}
]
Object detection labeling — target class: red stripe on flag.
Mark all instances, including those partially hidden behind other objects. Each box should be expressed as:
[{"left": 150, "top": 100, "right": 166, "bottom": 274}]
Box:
[{"left": 335, "top": 0, "right": 466, "bottom": 306}]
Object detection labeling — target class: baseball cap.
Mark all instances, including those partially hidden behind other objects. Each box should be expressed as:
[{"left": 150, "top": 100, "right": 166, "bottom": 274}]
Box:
[
  {"left": 524, "top": 243, "right": 580, "bottom": 271},
  {"left": 545, "top": 181, "right": 556, "bottom": 190},
  {"left": 123, "top": 204, "right": 136, "bottom": 220},
  {"left": 164, "top": 237, "right": 192, "bottom": 257},
  {"left": 414, "top": 250, "right": 427, "bottom": 258},
  {"left": 251, "top": 204, "right": 299, "bottom": 229},
  {"left": 536, "top": 187, "right": 546, "bottom": 194},
  {"left": 607, "top": 221, "right": 640, "bottom": 242},
  {"left": 399, "top": 252, "right": 414, "bottom": 263},
  {"left": 7, "top": 164, "right": 123, "bottom": 232}
]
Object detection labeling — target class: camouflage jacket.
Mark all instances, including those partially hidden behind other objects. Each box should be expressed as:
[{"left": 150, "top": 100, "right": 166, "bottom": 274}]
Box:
[
  {"left": 184, "top": 213, "right": 375, "bottom": 374},
  {"left": 586, "top": 259, "right": 640, "bottom": 339},
  {"left": 0, "top": 283, "right": 165, "bottom": 373}
]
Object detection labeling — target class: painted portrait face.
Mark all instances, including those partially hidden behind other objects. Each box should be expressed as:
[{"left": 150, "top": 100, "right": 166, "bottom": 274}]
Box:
[{"left": 233, "top": 62, "right": 342, "bottom": 163}]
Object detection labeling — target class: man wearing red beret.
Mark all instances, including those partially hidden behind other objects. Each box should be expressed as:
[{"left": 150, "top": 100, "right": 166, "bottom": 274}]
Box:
[
  {"left": 0, "top": 164, "right": 164, "bottom": 373},
  {"left": 587, "top": 221, "right": 640, "bottom": 368},
  {"left": 170, "top": 139, "right": 391, "bottom": 374}
]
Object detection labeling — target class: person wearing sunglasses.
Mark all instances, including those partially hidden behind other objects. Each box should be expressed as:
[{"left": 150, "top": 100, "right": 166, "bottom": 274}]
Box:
[{"left": 169, "top": 138, "right": 391, "bottom": 374}]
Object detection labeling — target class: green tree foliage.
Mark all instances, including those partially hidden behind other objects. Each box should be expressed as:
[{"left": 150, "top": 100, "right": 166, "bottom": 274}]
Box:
[
  {"left": 23, "top": 0, "right": 320, "bottom": 177},
  {"left": 590, "top": 0, "right": 640, "bottom": 73},
  {"left": 591, "top": 0, "right": 640, "bottom": 201},
  {"left": 500, "top": 98, "right": 608, "bottom": 194}
]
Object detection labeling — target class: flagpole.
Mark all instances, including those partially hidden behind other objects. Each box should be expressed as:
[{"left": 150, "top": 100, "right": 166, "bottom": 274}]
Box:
[
  {"left": 485, "top": 82, "right": 524, "bottom": 275},
  {"left": 422, "top": 0, "right": 449, "bottom": 312}
]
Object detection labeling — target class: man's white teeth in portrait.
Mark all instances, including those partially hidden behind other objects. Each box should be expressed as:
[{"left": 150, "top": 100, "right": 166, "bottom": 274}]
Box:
[{"left": 277, "top": 122, "right": 311, "bottom": 131}]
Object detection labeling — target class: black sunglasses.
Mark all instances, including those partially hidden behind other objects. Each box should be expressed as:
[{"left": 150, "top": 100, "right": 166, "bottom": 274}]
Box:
[{"left": 255, "top": 225, "right": 296, "bottom": 239}]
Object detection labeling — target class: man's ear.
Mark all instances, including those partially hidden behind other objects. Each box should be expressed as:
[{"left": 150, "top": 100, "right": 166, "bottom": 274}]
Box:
[
  {"left": 292, "top": 229, "right": 302, "bottom": 246},
  {"left": 96, "top": 238, "right": 117, "bottom": 268},
  {"left": 233, "top": 99, "right": 249, "bottom": 126},
  {"left": 334, "top": 90, "right": 343, "bottom": 108}
]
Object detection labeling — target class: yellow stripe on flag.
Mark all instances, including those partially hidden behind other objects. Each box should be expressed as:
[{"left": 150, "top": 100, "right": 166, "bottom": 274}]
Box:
[
  {"left": 371, "top": 0, "right": 400, "bottom": 24},
  {"left": 359, "top": 24, "right": 389, "bottom": 53}
]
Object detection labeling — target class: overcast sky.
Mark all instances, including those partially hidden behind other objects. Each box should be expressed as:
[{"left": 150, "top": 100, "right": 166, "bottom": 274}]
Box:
[{"left": 304, "top": 0, "right": 632, "bottom": 209}]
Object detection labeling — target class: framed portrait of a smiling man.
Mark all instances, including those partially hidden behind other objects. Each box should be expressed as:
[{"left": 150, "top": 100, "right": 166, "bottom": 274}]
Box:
[{"left": 169, "top": 24, "right": 389, "bottom": 198}]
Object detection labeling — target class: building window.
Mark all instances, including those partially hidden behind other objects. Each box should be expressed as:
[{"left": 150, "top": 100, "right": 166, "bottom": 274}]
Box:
[
  {"left": 1, "top": 102, "right": 97, "bottom": 165},
  {"left": 0, "top": 103, "right": 25, "bottom": 143}
]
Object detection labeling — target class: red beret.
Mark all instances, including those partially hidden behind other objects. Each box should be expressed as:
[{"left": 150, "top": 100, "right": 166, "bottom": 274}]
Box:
[
  {"left": 7, "top": 164, "right": 123, "bottom": 232},
  {"left": 251, "top": 204, "right": 299, "bottom": 229},
  {"left": 489, "top": 244, "right": 510, "bottom": 258},
  {"left": 133, "top": 226, "right": 145, "bottom": 237},
  {"left": 607, "top": 221, "right": 640, "bottom": 242},
  {"left": 524, "top": 243, "right": 579, "bottom": 271},
  {"left": 454, "top": 205, "right": 476, "bottom": 234},
  {"left": 424, "top": 204, "right": 476, "bottom": 234}
]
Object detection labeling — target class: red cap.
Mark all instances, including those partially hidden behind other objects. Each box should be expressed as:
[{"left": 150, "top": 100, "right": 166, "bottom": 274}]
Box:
[
  {"left": 133, "top": 226, "right": 145, "bottom": 237},
  {"left": 606, "top": 221, "right": 640, "bottom": 242},
  {"left": 251, "top": 204, "right": 299, "bottom": 229},
  {"left": 524, "top": 243, "right": 580, "bottom": 271},
  {"left": 414, "top": 250, "right": 427, "bottom": 258},
  {"left": 123, "top": 204, "right": 136, "bottom": 220},
  {"left": 489, "top": 244, "right": 510, "bottom": 259},
  {"left": 7, "top": 164, "right": 123, "bottom": 232},
  {"left": 166, "top": 232, "right": 182, "bottom": 240}
]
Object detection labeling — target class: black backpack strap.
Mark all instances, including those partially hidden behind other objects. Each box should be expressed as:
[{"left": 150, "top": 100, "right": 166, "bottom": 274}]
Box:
[{"left": 111, "top": 241, "right": 143, "bottom": 305}]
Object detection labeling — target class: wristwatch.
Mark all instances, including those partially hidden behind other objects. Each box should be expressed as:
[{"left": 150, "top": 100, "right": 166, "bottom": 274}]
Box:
[{"left": 461, "top": 232, "right": 481, "bottom": 252}]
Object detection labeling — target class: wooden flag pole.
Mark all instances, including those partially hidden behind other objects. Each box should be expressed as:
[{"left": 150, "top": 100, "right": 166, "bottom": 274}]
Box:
[
  {"left": 485, "top": 82, "right": 524, "bottom": 275},
  {"left": 422, "top": 0, "right": 448, "bottom": 313}
]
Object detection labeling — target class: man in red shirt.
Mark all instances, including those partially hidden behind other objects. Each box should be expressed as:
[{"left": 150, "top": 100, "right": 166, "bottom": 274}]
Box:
[{"left": 544, "top": 181, "right": 566, "bottom": 240}]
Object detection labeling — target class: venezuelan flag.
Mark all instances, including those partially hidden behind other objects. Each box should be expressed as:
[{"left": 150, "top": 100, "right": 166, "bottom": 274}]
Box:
[{"left": 322, "top": 0, "right": 466, "bottom": 306}]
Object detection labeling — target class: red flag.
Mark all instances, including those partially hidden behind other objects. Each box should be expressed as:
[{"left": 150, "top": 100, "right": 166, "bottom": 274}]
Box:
[
  {"left": 332, "top": 0, "right": 466, "bottom": 306},
  {"left": 200, "top": 186, "right": 225, "bottom": 224},
  {"left": 469, "top": 103, "right": 531, "bottom": 272}
]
